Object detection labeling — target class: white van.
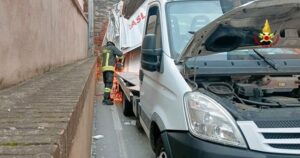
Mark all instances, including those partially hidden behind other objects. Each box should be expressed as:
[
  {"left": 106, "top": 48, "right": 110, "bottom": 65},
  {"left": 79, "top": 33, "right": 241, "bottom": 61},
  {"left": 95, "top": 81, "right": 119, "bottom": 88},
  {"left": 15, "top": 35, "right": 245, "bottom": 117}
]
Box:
[{"left": 117, "top": 0, "right": 300, "bottom": 157}]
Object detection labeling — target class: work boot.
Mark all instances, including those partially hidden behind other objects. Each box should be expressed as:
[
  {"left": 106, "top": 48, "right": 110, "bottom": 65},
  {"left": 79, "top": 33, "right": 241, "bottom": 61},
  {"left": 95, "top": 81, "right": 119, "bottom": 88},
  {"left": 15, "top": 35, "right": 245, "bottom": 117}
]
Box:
[{"left": 102, "top": 99, "right": 114, "bottom": 106}]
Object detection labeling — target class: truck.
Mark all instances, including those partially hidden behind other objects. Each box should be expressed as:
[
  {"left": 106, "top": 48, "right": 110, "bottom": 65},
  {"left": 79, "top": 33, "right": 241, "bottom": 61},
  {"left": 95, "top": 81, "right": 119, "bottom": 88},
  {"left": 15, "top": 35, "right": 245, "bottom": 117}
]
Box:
[{"left": 104, "top": 0, "right": 300, "bottom": 157}]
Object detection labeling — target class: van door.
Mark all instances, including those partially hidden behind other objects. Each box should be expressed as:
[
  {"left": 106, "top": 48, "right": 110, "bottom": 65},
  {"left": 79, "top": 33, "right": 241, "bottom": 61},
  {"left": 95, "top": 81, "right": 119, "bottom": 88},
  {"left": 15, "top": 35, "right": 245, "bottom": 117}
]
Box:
[
  {"left": 140, "top": 3, "right": 190, "bottom": 133},
  {"left": 140, "top": 4, "right": 163, "bottom": 131}
]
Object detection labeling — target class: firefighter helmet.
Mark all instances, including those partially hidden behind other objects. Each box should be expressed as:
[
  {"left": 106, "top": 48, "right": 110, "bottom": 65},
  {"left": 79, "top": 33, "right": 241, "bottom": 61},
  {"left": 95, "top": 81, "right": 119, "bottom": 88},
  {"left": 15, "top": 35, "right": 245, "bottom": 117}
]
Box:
[{"left": 107, "top": 41, "right": 115, "bottom": 46}]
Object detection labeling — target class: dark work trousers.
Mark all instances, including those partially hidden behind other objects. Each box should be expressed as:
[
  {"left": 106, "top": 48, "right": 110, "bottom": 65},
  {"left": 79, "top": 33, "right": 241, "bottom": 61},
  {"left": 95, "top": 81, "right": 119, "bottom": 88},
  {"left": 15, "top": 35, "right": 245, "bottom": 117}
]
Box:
[{"left": 103, "top": 71, "right": 114, "bottom": 101}]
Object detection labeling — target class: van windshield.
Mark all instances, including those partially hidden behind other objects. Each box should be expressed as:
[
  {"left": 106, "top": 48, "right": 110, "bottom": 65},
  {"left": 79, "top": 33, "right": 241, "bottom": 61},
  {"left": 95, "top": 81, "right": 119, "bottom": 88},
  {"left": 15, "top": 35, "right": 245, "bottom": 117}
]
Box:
[{"left": 166, "top": 0, "right": 253, "bottom": 58}]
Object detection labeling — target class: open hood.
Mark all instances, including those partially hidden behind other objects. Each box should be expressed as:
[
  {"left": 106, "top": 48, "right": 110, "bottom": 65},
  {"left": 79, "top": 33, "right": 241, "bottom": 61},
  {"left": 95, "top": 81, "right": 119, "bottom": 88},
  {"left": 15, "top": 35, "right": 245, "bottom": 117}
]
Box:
[{"left": 177, "top": 0, "right": 300, "bottom": 63}]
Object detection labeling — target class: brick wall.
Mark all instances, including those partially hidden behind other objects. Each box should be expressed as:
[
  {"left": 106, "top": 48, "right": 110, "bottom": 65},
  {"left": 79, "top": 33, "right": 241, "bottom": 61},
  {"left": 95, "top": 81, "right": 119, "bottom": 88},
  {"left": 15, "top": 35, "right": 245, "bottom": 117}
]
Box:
[{"left": 94, "top": 0, "right": 119, "bottom": 55}]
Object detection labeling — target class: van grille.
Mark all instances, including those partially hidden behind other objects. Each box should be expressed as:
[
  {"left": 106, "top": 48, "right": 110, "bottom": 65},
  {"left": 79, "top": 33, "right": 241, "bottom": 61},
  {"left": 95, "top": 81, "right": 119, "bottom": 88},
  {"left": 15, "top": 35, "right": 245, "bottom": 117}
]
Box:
[
  {"left": 270, "top": 144, "right": 300, "bottom": 150},
  {"left": 255, "top": 120, "right": 300, "bottom": 128},
  {"left": 262, "top": 133, "right": 300, "bottom": 139},
  {"left": 237, "top": 121, "right": 300, "bottom": 155}
]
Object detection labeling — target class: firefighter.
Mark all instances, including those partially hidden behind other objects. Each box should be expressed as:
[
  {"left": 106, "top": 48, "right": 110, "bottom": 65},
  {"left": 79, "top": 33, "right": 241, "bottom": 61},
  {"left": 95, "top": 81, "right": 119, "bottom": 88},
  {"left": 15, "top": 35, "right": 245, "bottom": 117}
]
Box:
[{"left": 101, "top": 41, "right": 123, "bottom": 105}]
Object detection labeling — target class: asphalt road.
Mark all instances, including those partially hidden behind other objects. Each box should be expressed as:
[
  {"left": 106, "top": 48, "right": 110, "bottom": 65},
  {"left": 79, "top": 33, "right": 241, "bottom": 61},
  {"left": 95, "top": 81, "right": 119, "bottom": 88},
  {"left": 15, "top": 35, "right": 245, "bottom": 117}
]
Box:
[{"left": 91, "top": 82, "right": 155, "bottom": 158}]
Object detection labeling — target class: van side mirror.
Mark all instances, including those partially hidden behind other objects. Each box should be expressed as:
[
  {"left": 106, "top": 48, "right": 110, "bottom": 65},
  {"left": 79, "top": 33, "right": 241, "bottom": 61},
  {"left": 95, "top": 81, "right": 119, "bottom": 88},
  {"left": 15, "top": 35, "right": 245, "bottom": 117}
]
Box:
[{"left": 141, "top": 34, "right": 162, "bottom": 72}]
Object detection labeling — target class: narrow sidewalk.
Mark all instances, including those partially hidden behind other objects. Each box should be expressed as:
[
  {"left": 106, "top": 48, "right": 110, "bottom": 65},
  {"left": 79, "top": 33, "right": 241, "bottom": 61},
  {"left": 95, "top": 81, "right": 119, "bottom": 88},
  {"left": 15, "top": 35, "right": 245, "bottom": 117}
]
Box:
[{"left": 0, "top": 58, "right": 96, "bottom": 158}]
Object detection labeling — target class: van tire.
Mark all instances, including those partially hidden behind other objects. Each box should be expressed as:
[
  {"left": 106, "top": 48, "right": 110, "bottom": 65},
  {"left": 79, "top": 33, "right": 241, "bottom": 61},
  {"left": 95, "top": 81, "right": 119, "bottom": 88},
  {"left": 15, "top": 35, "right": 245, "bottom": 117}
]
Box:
[
  {"left": 122, "top": 92, "right": 134, "bottom": 117},
  {"left": 155, "top": 138, "right": 167, "bottom": 158}
]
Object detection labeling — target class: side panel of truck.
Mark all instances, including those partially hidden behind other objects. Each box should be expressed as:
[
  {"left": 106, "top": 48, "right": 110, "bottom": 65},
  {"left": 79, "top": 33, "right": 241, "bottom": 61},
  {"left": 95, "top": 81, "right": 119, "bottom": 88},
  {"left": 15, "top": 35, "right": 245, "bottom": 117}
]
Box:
[{"left": 123, "top": 49, "right": 141, "bottom": 73}]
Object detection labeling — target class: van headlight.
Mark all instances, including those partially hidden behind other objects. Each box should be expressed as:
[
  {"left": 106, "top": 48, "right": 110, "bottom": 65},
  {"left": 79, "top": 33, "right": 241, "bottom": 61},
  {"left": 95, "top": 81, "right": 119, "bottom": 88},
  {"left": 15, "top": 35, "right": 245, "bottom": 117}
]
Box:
[{"left": 184, "top": 91, "right": 247, "bottom": 148}]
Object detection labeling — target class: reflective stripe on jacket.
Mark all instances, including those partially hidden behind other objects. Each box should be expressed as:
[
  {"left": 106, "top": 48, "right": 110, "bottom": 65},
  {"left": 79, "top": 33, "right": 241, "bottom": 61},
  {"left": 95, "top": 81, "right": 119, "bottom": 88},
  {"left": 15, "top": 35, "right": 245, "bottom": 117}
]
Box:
[{"left": 101, "top": 45, "right": 123, "bottom": 72}]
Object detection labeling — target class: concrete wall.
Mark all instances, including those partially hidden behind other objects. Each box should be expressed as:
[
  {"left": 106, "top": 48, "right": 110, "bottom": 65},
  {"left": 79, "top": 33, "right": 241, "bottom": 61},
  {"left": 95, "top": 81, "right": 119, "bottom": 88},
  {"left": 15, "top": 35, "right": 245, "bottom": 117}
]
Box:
[
  {"left": 69, "top": 59, "right": 96, "bottom": 158},
  {"left": 0, "top": 0, "right": 88, "bottom": 89}
]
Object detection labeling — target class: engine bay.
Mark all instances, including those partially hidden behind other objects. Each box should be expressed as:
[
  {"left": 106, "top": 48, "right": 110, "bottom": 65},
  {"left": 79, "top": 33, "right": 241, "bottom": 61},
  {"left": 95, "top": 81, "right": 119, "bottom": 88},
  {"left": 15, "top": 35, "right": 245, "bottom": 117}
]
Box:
[{"left": 195, "top": 75, "right": 300, "bottom": 109}]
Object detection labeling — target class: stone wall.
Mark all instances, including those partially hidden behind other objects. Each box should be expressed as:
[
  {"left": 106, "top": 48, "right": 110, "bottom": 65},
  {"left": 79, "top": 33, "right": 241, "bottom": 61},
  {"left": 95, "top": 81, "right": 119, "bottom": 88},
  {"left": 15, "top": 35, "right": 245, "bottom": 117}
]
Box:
[{"left": 0, "top": 0, "right": 88, "bottom": 89}]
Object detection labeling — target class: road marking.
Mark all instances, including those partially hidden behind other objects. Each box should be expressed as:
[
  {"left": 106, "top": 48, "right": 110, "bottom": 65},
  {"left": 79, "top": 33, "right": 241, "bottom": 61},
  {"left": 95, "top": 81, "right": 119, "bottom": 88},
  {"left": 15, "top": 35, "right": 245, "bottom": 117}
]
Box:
[
  {"left": 111, "top": 106, "right": 122, "bottom": 130},
  {"left": 111, "top": 106, "right": 128, "bottom": 158}
]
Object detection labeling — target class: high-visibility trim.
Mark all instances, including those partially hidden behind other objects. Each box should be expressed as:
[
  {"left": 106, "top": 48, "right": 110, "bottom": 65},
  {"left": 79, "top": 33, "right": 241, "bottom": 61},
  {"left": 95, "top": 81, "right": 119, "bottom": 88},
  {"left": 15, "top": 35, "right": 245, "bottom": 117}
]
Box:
[
  {"left": 104, "top": 88, "right": 111, "bottom": 93},
  {"left": 105, "top": 52, "right": 110, "bottom": 66},
  {"left": 102, "top": 66, "right": 115, "bottom": 72},
  {"left": 103, "top": 48, "right": 111, "bottom": 67},
  {"left": 102, "top": 48, "right": 113, "bottom": 72}
]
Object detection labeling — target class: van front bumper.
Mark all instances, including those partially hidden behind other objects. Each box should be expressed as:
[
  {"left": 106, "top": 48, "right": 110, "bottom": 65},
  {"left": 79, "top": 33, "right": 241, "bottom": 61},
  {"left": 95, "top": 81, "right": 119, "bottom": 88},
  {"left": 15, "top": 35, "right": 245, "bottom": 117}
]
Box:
[{"left": 162, "top": 131, "right": 300, "bottom": 158}]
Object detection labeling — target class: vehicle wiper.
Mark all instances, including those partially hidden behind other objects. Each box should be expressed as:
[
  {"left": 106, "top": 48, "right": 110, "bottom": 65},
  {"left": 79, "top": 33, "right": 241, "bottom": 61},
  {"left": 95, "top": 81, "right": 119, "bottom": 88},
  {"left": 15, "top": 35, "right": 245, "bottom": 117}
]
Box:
[
  {"left": 188, "top": 31, "right": 195, "bottom": 34},
  {"left": 253, "top": 49, "right": 278, "bottom": 71}
]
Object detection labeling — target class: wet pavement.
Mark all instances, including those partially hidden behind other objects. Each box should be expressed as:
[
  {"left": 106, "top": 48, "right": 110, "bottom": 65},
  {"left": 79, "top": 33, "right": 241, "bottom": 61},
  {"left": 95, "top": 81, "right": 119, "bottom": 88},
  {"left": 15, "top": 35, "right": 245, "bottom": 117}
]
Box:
[{"left": 91, "top": 82, "right": 155, "bottom": 158}]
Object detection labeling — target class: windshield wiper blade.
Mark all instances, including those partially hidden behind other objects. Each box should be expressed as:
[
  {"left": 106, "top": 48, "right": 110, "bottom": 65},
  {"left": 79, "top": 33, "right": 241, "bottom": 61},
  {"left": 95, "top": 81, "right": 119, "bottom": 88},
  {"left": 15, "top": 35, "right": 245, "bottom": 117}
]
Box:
[
  {"left": 253, "top": 49, "right": 278, "bottom": 71},
  {"left": 188, "top": 31, "right": 195, "bottom": 34}
]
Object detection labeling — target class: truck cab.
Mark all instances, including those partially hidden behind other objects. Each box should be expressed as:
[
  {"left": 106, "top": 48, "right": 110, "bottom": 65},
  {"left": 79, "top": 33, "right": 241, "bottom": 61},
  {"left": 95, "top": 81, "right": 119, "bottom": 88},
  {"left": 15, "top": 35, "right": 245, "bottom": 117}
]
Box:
[{"left": 117, "top": 0, "right": 300, "bottom": 157}]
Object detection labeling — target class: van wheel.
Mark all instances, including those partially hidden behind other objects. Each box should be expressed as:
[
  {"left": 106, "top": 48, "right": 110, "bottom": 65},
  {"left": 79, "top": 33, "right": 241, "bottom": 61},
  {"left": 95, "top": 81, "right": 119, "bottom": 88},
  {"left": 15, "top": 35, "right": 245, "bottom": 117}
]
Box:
[
  {"left": 122, "top": 92, "right": 134, "bottom": 117},
  {"left": 156, "top": 138, "right": 167, "bottom": 158}
]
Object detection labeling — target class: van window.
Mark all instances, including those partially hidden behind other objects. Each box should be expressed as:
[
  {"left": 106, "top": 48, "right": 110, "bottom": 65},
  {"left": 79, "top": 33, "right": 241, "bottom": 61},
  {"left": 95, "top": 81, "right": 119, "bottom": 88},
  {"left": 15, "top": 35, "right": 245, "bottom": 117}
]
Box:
[
  {"left": 166, "top": 0, "right": 254, "bottom": 58},
  {"left": 145, "top": 6, "right": 162, "bottom": 49},
  {"left": 146, "top": 15, "right": 157, "bottom": 34}
]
